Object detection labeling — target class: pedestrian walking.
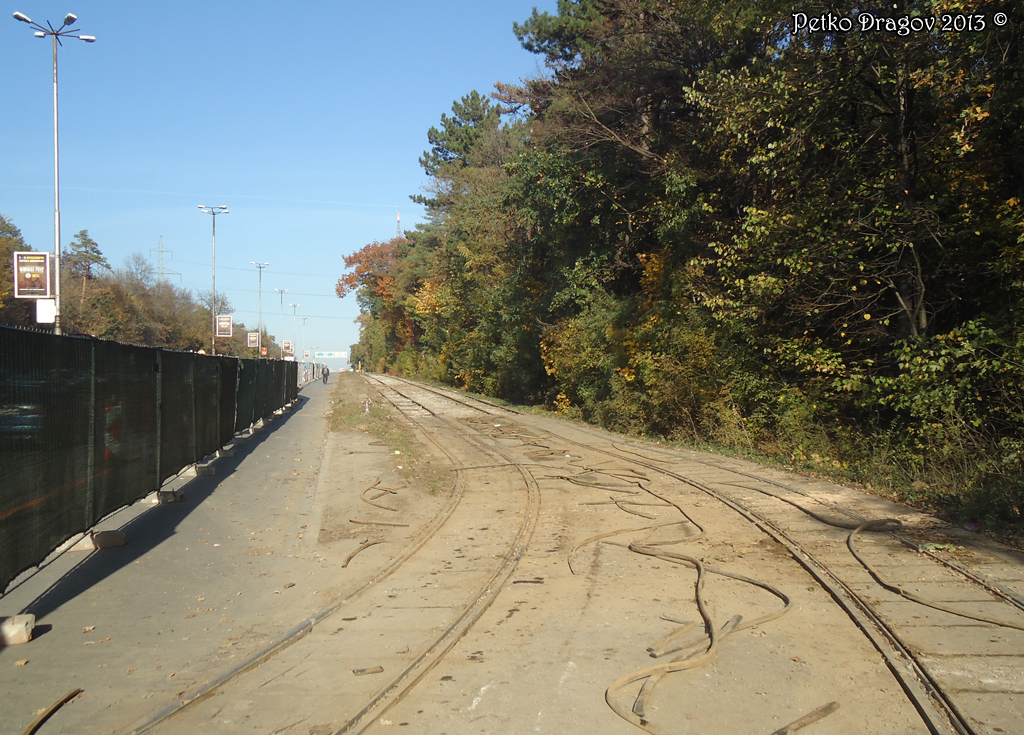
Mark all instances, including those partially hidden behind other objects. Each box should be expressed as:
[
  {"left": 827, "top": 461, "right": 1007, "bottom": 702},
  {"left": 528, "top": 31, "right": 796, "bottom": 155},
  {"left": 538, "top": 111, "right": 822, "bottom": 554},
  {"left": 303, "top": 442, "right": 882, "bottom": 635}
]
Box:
[{"left": 322, "top": 366, "right": 330, "bottom": 384}]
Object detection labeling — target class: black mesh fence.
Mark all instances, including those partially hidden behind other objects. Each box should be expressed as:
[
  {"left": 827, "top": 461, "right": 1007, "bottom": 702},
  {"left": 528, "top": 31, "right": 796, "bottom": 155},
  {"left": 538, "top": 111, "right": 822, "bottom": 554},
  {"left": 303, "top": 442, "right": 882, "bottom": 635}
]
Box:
[{"left": 0, "top": 326, "right": 298, "bottom": 592}]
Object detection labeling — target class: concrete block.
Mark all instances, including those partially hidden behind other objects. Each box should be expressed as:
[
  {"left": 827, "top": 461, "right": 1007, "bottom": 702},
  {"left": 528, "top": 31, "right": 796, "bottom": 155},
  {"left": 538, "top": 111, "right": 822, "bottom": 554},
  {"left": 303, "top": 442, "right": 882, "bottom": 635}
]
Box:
[
  {"left": 158, "top": 488, "right": 185, "bottom": 504},
  {"left": 218, "top": 446, "right": 236, "bottom": 458},
  {"left": 196, "top": 461, "right": 216, "bottom": 476},
  {"left": 70, "top": 530, "right": 126, "bottom": 551},
  {"left": 0, "top": 615, "right": 35, "bottom": 646}
]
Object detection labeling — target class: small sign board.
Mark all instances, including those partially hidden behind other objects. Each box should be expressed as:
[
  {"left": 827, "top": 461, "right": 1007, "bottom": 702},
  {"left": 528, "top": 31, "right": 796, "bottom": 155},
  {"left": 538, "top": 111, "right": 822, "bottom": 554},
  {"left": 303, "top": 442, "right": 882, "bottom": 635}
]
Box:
[
  {"left": 303, "top": 350, "right": 310, "bottom": 359},
  {"left": 216, "top": 315, "right": 233, "bottom": 337},
  {"left": 247, "top": 332, "right": 260, "bottom": 348},
  {"left": 14, "top": 252, "right": 50, "bottom": 298},
  {"left": 36, "top": 298, "right": 56, "bottom": 323},
  {"left": 315, "top": 351, "right": 348, "bottom": 359},
  {"left": 260, "top": 346, "right": 268, "bottom": 356}
]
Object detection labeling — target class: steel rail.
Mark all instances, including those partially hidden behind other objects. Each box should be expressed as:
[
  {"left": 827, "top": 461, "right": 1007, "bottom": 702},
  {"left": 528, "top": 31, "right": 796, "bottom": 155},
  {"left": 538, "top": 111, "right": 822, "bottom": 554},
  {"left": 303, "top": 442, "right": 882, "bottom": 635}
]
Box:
[
  {"left": 377, "top": 374, "right": 983, "bottom": 735},
  {"left": 127, "top": 382, "right": 470, "bottom": 734},
  {"left": 334, "top": 375, "right": 541, "bottom": 734}
]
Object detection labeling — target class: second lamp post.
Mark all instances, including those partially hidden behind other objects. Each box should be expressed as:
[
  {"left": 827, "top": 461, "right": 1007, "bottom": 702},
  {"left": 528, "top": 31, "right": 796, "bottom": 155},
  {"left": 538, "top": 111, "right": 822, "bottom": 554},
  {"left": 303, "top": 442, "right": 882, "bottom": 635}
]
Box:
[{"left": 198, "top": 204, "right": 228, "bottom": 355}]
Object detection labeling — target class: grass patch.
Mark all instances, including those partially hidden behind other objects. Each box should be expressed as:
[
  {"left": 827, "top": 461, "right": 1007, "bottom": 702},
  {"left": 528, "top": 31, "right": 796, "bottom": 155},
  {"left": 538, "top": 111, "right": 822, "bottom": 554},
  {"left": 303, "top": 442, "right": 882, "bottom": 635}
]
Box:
[{"left": 328, "top": 373, "right": 450, "bottom": 496}]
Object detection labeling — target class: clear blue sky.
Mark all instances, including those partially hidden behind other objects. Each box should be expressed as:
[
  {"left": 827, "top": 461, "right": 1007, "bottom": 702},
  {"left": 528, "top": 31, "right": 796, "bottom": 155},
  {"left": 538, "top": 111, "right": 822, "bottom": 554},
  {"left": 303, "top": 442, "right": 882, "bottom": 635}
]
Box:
[{"left": 2, "top": 0, "right": 556, "bottom": 367}]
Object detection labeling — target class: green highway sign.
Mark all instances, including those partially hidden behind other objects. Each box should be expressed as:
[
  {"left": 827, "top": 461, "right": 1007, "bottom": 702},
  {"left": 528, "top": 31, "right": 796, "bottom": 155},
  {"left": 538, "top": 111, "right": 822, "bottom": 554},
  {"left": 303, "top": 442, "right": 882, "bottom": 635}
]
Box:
[{"left": 315, "top": 351, "right": 348, "bottom": 359}]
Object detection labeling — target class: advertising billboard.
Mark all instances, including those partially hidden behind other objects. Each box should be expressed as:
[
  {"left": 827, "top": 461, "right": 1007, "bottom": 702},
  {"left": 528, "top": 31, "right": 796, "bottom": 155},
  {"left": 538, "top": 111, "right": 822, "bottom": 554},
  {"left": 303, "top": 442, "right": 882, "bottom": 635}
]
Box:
[{"left": 14, "top": 252, "right": 50, "bottom": 298}]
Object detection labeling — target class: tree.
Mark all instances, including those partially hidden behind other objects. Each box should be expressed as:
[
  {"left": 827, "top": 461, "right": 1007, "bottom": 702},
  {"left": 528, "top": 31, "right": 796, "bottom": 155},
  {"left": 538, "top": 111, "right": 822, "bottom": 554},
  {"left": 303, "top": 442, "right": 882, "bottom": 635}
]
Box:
[
  {"left": 0, "top": 215, "right": 35, "bottom": 328},
  {"left": 64, "top": 229, "right": 111, "bottom": 306}
]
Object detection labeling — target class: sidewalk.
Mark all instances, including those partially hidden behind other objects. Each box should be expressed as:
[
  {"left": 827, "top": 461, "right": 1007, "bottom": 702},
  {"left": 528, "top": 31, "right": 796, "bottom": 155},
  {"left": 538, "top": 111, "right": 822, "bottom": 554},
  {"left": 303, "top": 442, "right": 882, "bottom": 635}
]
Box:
[{"left": 0, "top": 377, "right": 353, "bottom": 734}]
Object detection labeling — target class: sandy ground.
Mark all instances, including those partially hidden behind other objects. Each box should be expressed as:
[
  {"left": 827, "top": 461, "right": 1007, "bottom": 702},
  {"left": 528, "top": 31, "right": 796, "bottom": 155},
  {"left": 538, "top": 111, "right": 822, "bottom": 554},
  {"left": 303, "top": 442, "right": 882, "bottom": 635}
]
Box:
[{"left": 1, "top": 372, "right": 1022, "bottom": 735}]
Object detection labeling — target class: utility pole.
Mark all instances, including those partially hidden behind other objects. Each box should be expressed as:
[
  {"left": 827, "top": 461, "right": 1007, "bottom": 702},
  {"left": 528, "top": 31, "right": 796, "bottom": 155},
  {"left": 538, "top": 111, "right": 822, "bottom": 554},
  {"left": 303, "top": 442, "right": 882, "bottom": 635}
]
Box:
[
  {"left": 290, "top": 303, "right": 300, "bottom": 359},
  {"left": 275, "top": 288, "right": 288, "bottom": 359},
  {"left": 251, "top": 262, "right": 269, "bottom": 345},
  {"left": 198, "top": 205, "right": 229, "bottom": 355}
]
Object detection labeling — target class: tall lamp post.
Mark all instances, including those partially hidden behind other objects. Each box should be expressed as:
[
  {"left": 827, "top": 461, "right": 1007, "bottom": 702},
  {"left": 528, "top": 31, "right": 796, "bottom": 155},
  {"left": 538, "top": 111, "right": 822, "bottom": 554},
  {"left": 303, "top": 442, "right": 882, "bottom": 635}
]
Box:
[
  {"left": 13, "top": 11, "right": 95, "bottom": 335},
  {"left": 289, "top": 303, "right": 301, "bottom": 359},
  {"left": 274, "top": 288, "right": 289, "bottom": 359},
  {"left": 251, "top": 261, "right": 269, "bottom": 349},
  {"left": 198, "top": 205, "right": 229, "bottom": 354},
  {"left": 300, "top": 316, "right": 308, "bottom": 361}
]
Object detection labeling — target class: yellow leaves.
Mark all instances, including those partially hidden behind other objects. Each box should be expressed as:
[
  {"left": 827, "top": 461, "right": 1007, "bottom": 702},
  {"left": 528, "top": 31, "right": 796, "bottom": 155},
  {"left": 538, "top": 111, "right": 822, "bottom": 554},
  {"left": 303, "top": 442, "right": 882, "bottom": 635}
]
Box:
[{"left": 863, "top": 313, "right": 872, "bottom": 320}]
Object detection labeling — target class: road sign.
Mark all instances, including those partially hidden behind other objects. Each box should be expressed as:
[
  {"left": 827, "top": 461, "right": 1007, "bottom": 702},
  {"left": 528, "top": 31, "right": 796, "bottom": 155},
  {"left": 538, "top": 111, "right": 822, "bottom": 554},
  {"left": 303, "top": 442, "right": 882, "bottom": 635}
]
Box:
[
  {"left": 314, "top": 351, "right": 348, "bottom": 359},
  {"left": 247, "top": 332, "right": 260, "bottom": 348}
]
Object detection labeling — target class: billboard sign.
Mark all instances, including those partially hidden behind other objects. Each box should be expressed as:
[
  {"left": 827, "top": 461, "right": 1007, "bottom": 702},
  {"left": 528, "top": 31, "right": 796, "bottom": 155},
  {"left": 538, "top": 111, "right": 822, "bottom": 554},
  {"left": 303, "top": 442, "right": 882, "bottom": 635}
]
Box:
[
  {"left": 14, "top": 252, "right": 50, "bottom": 298},
  {"left": 216, "top": 315, "right": 233, "bottom": 337},
  {"left": 247, "top": 332, "right": 260, "bottom": 348}
]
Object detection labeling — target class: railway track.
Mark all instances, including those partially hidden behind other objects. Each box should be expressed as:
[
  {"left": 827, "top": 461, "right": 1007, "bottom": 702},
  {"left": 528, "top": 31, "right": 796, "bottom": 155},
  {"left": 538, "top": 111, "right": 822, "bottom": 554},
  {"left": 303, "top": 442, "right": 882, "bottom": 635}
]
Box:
[
  {"left": 374, "top": 373, "right": 1024, "bottom": 735},
  {"left": 129, "top": 375, "right": 540, "bottom": 734}
]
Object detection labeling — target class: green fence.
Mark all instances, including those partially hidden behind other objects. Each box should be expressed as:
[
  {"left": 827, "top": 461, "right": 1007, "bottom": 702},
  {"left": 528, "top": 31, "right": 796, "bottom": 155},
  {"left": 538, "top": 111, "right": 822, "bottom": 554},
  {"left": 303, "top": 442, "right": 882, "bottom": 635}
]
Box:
[{"left": 0, "top": 326, "right": 297, "bottom": 592}]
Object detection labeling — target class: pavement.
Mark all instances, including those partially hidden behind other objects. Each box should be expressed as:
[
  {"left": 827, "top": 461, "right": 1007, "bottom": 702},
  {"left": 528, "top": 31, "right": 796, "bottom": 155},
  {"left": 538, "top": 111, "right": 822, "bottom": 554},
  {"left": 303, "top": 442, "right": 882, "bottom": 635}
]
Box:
[{"left": 0, "top": 375, "right": 355, "bottom": 734}]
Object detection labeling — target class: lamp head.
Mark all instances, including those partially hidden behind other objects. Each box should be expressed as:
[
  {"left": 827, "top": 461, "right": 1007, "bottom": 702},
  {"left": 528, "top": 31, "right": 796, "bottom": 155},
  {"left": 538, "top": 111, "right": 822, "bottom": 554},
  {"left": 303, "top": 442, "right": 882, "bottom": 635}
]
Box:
[
  {"left": 62, "top": 13, "right": 77, "bottom": 26},
  {"left": 13, "top": 11, "right": 32, "bottom": 23},
  {"left": 34, "top": 31, "right": 45, "bottom": 37},
  {"left": 78, "top": 35, "right": 95, "bottom": 42}
]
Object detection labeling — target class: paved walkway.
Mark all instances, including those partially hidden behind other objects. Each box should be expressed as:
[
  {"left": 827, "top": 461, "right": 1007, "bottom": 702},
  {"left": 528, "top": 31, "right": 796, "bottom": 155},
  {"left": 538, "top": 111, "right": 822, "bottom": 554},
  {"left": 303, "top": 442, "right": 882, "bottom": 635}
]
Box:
[{"left": 0, "top": 377, "right": 345, "bottom": 734}]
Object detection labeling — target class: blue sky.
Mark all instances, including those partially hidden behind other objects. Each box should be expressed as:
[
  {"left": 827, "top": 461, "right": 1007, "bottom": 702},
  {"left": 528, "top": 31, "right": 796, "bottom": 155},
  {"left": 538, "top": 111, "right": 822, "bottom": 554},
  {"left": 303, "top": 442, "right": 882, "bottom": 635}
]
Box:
[{"left": 2, "top": 1, "right": 556, "bottom": 365}]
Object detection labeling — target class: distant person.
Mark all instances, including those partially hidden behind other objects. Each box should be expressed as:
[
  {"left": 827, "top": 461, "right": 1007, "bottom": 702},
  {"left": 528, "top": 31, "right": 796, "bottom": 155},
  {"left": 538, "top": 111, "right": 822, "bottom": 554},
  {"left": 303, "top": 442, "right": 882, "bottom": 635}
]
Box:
[{"left": 322, "top": 366, "right": 330, "bottom": 384}]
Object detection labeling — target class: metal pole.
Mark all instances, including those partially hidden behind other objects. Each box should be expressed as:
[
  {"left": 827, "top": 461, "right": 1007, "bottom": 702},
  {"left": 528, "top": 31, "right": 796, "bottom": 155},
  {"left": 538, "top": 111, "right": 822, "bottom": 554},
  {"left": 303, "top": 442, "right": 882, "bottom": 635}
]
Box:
[
  {"left": 52, "top": 33, "right": 61, "bottom": 334},
  {"left": 14, "top": 12, "right": 94, "bottom": 333},
  {"left": 300, "top": 316, "right": 308, "bottom": 361},
  {"left": 251, "top": 262, "right": 269, "bottom": 348},
  {"left": 276, "top": 288, "right": 288, "bottom": 360},
  {"left": 290, "top": 303, "right": 300, "bottom": 359},
  {"left": 211, "top": 214, "right": 216, "bottom": 355}
]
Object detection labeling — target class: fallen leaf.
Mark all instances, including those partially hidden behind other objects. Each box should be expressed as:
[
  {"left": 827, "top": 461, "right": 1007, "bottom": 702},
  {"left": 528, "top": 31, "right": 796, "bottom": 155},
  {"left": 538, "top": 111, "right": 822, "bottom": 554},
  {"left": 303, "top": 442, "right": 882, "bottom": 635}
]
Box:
[
  {"left": 127, "top": 668, "right": 136, "bottom": 674},
  {"left": 15, "top": 660, "right": 29, "bottom": 666},
  {"left": 98, "top": 637, "right": 111, "bottom": 643},
  {"left": 82, "top": 626, "right": 95, "bottom": 633}
]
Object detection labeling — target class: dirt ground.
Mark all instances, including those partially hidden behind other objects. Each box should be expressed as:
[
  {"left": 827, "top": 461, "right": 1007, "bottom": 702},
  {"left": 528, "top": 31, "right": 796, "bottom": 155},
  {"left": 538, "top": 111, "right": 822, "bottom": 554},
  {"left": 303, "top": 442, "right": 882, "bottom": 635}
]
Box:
[{"left": 2, "top": 372, "right": 1022, "bottom": 735}]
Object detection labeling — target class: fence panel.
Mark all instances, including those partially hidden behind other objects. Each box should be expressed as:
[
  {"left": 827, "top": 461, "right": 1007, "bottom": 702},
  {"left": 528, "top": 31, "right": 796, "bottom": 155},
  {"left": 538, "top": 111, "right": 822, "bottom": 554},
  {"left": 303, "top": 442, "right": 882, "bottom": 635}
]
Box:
[
  {"left": 158, "top": 351, "right": 196, "bottom": 483},
  {"left": 91, "top": 341, "right": 160, "bottom": 520},
  {"left": 235, "top": 358, "right": 257, "bottom": 432},
  {"left": 1, "top": 324, "right": 298, "bottom": 592},
  {"left": 193, "top": 354, "right": 221, "bottom": 461},
  {"left": 1, "top": 329, "right": 92, "bottom": 590}
]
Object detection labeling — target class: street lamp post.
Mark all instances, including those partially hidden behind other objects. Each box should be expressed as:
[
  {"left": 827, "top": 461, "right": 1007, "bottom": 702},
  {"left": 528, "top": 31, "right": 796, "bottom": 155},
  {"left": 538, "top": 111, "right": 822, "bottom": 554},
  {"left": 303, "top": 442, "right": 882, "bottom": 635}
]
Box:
[
  {"left": 300, "top": 316, "right": 308, "bottom": 361},
  {"left": 251, "top": 261, "right": 269, "bottom": 351},
  {"left": 13, "top": 11, "right": 95, "bottom": 335},
  {"left": 198, "top": 205, "right": 228, "bottom": 355},
  {"left": 274, "top": 288, "right": 288, "bottom": 359},
  {"left": 289, "top": 303, "right": 300, "bottom": 360}
]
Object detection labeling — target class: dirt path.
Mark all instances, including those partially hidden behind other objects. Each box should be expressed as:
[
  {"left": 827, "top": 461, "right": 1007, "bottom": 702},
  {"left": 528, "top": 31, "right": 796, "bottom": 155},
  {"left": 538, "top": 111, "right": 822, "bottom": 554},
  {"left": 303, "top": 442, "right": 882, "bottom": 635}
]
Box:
[{"left": 3, "top": 372, "right": 1022, "bottom": 735}]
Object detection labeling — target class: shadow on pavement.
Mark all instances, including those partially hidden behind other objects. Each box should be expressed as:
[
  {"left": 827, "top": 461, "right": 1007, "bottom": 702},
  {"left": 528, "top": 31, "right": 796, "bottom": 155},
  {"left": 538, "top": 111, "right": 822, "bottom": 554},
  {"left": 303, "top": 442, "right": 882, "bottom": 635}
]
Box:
[{"left": 18, "top": 394, "right": 312, "bottom": 619}]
